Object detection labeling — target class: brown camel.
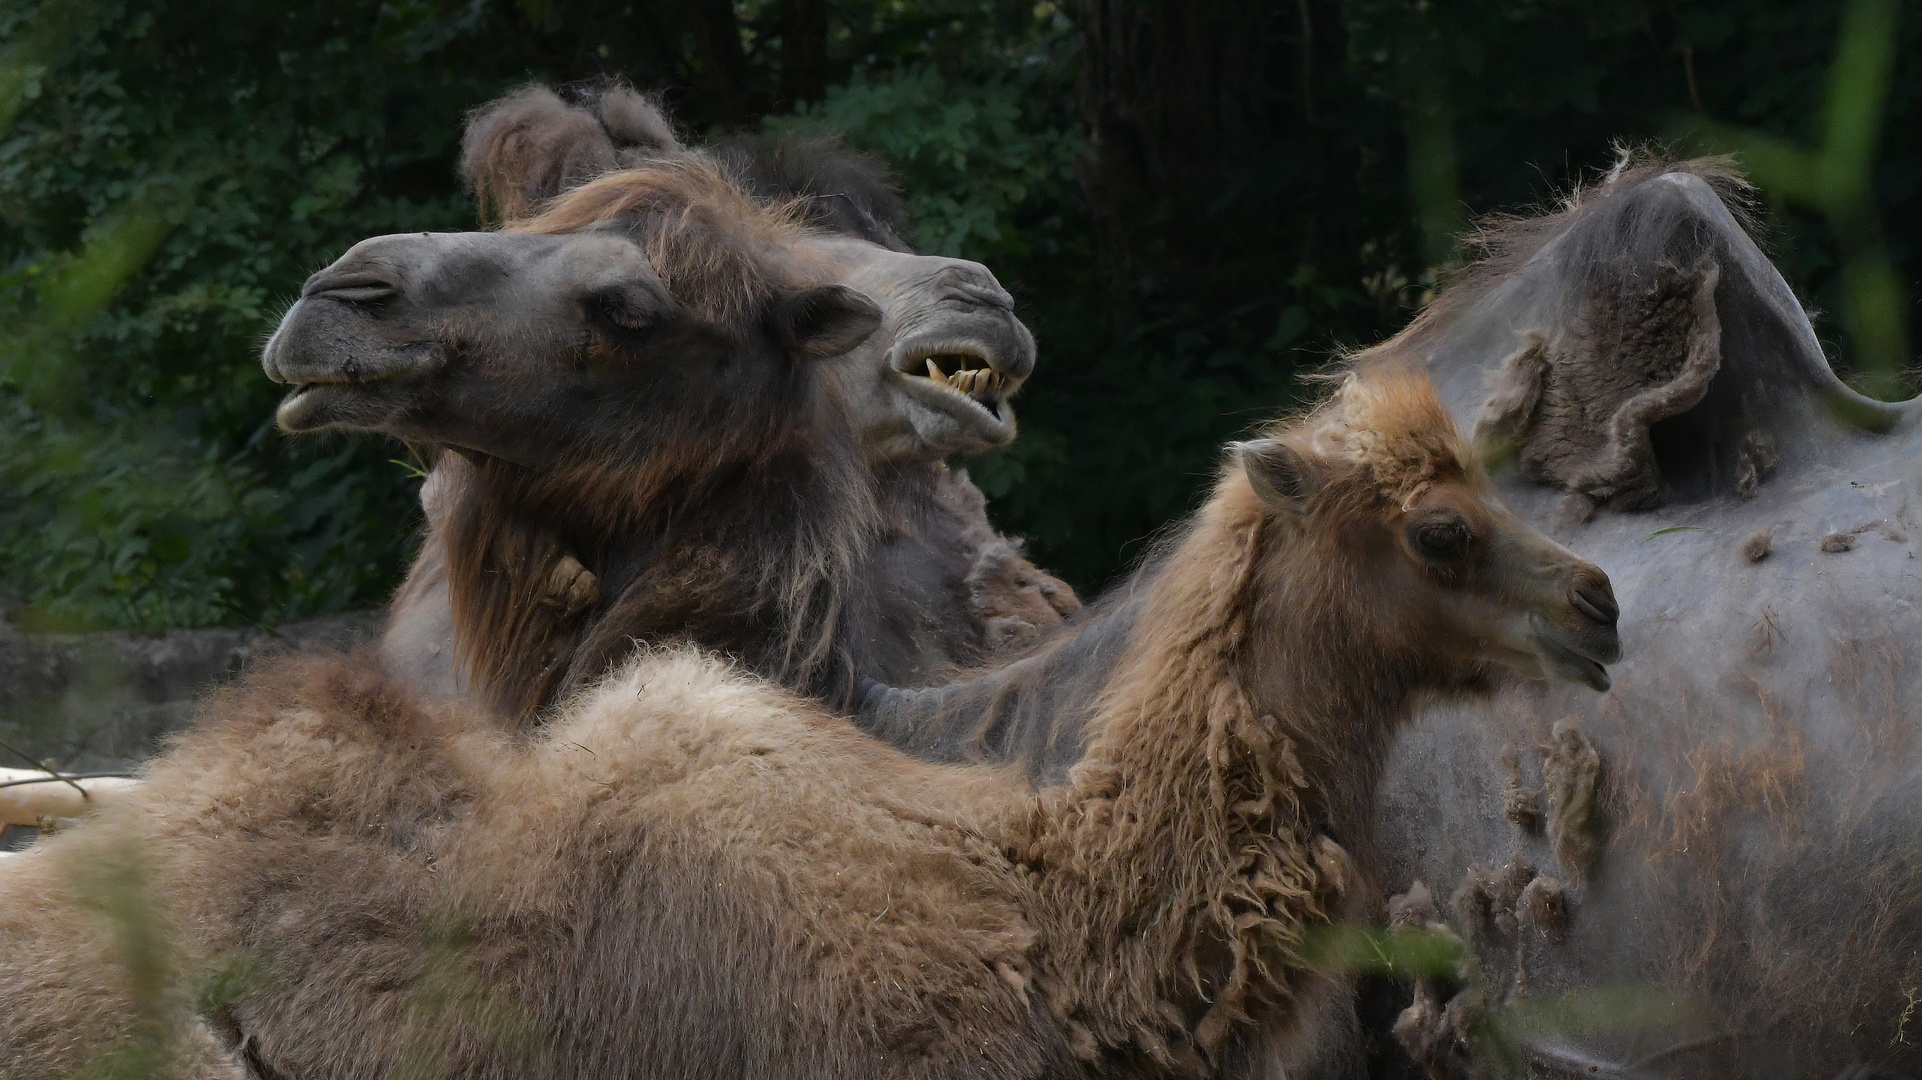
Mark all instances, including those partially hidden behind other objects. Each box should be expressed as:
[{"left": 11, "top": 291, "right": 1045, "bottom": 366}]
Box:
[
  {"left": 265, "top": 136, "right": 1075, "bottom": 734},
  {"left": 0, "top": 364, "right": 1619, "bottom": 1079},
  {"left": 362, "top": 83, "right": 1078, "bottom": 722}
]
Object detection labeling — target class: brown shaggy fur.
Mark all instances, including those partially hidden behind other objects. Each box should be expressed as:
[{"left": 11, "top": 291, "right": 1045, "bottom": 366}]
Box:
[
  {"left": 406, "top": 158, "right": 887, "bottom": 717},
  {"left": 0, "top": 368, "right": 1616, "bottom": 1079},
  {"left": 394, "top": 84, "right": 1071, "bottom": 722}
]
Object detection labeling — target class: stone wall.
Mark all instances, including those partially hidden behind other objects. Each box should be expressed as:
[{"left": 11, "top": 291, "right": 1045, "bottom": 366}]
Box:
[{"left": 0, "top": 609, "right": 384, "bottom": 773}]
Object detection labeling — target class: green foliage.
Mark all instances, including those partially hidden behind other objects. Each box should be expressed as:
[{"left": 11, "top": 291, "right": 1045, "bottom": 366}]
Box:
[
  {"left": 769, "top": 14, "right": 1080, "bottom": 257},
  {"left": 2, "top": 0, "right": 1918, "bottom": 620}
]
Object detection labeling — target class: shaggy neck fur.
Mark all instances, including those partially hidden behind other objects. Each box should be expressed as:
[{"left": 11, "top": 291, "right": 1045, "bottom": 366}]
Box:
[
  {"left": 438, "top": 403, "right": 880, "bottom": 720},
  {"left": 1014, "top": 473, "right": 1426, "bottom": 1072}
]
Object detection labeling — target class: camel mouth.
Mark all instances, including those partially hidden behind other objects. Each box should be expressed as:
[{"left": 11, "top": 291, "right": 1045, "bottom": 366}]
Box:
[
  {"left": 890, "top": 346, "right": 1019, "bottom": 443},
  {"left": 1528, "top": 617, "right": 1618, "bottom": 693},
  {"left": 275, "top": 378, "right": 401, "bottom": 432},
  {"left": 913, "top": 352, "right": 1015, "bottom": 402}
]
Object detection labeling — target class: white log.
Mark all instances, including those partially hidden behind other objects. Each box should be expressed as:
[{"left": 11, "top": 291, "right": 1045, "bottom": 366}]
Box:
[{"left": 0, "top": 769, "right": 141, "bottom": 828}]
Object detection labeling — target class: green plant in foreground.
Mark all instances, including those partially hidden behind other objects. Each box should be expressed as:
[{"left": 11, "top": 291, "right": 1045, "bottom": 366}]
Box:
[{"left": 1702, "top": 0, "right": 1910, "bottom": 399}]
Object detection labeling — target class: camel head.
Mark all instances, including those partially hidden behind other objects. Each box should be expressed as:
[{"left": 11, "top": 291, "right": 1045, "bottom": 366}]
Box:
[
  {"left": 458, "top": 82, "right": 1035, "bottom": 463},
  {"left": 1234, "top": 364, "right": 1622, "bottom": 698},
  {"left": 262, "top": 160, "right": 881, "bottom": 513},
  {"left": 806, "top": 234, "right": 1032, "bottom": 460}
]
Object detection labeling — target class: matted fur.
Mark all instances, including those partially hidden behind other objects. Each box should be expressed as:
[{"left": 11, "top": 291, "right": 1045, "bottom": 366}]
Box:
[{"left": 0, "top": 367, "right": 1615, "bottom": 1079}]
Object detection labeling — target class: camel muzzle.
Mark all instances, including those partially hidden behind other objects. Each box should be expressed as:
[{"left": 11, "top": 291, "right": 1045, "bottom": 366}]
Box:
[{"left": 262, "top": 292, "right": 447, "bottom": 432}]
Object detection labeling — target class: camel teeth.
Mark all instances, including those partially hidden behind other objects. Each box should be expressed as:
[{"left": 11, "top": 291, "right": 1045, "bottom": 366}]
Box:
[{"left": 920, "top": 357, "right": 1009, "bottom": 396}]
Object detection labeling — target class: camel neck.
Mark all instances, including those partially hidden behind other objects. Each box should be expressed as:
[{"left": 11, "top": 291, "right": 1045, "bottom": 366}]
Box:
[
  {"left": 1015, "top": 480, "right": 1413, "bottom": 1062},
  {"left": 435, "top": 440, "right": 879, "bottom": 719},
  {"left": 560, "top": 449, "right": 879, "bottom": 707}
]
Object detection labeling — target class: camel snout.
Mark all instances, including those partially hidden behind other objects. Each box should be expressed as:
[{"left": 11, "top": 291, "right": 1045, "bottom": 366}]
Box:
[{"left": 1558, "top": 567, "right": 1623, "bottom": 671}]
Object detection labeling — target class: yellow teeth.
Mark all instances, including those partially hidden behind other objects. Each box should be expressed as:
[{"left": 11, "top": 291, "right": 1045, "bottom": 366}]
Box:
[{"left": 919, "top": 358, "right": 1005, "bottom": 396}]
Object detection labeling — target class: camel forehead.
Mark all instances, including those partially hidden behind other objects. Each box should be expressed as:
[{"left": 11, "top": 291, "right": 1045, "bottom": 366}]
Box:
[
  {"left": 803, "top": 235, "right": 1008, "bottom": 302},
  {"left": 322, "top": 229, "right": 657, "bottom": 302}
]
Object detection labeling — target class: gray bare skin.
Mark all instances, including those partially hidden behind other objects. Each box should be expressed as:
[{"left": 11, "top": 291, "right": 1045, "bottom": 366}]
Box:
[
  {"left": 375, "top": 230, "right": 1073, "bottom": 708},
  {"left": 1369, "top": 167, "right": 1922, "bottom": 1079},
  {"left": 858, "top": 163, "right": 1922, "bottom": 1079}
]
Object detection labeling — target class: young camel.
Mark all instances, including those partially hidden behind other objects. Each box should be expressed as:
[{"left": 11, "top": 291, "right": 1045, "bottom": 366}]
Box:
[{"left": 0, "top": 364, "right": 1619, "bottom": 1079}]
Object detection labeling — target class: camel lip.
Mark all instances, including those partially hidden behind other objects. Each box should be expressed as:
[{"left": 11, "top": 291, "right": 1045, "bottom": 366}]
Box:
[
  {"left": 891, "top": 369, "right": 1015, "bottom": 439},
  {"left": 275, "top": 378, "right": 406, "bottom": 432},
  {"left": 1534, "top": 630, "right": 1615, "bottom": 693}
]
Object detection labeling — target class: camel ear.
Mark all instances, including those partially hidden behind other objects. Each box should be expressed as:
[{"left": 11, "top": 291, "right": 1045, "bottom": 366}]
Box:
[
  {"left": 774, "top": 284, "right": 884, "bottom": 361},
  {"left": 1234, "top": 438, "right": 1323, "bottom": 511}
]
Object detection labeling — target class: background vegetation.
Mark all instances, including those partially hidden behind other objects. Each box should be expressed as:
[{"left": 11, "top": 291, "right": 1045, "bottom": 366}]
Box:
[{"left": 0, "top": 0, "right": 1916, "bottom": 628}]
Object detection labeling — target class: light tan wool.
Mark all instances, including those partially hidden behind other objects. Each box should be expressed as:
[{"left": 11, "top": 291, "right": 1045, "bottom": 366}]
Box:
[{"left": 0, "top": 366, "right": 1619, "bottom": 1079}]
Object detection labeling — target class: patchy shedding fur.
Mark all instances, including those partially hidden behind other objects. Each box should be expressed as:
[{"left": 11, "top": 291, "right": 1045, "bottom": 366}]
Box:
[
  {"left": 1474, "top": 259, "right": 1723, "bottom": 512},
  {"left": 1500, "top": 743, "right": 1542, "bottom": 831},
  {"left": 0, "top": 368, "right": 1617, "bottom": 1079},
  {"left": 1542, "top": 717, "right": 1605, "bottom": 884},
  {"left": 1362, "top": 154, "right": 1777, "bottom": 514}
]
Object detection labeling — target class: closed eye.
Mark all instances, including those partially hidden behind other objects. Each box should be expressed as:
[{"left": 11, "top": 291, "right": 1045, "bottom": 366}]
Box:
[{"left": 585, "top": 290, "right": 656, "bottom": 340}]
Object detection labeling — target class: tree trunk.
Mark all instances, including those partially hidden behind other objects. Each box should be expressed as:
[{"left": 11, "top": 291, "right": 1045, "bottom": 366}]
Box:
[
  {"left": 1070, "top": 0, "right": 1355, "bottom": 320},
  {"left": 780, "top": 0, "right": 828, "bottom": 109},
  {"left": 685, "top": 0, "right": 754, "bottom": 126}
]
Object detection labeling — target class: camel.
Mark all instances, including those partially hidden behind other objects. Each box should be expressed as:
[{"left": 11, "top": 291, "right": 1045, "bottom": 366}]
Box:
[
  {"left": 1356, "top": 159, "right": 1922, "bottom": 1079},
  {"left": 859, "top": 156, "right": 1922, "bottom": 1077},
  {"left": 261, "top": 112, "right": 1078, "bottom": 737},
  {"left": 366, "top": 82, "right": 1078, "bottom": 721},
  {"left": 0, "top": 363, "right": 1619, "bottom": 1079}
]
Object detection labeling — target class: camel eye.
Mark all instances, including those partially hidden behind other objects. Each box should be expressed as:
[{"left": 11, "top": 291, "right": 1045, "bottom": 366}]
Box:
[
  {"left": 584, "top": 288, "right": 658, "bottom": 341},
  {"left": 1414, "top": 520, "right": 1471, "bottom": 560}
]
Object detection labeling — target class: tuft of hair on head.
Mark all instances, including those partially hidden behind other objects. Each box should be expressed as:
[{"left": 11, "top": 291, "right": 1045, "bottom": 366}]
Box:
[
  {"left": 1315, "top": 361, "right": 1476, "bottom": 504},
  {"left": 1238, "top": 362, "right": 1473, "bottom": 513},
  {"left": 509, "top": 157, "right": 814, "bottom": 333},
  {"left": 460, "top": 80, "right": 685, "bottom": 225}
]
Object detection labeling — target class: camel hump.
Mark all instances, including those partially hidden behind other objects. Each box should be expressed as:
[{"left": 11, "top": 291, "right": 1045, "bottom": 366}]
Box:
[
  {"left": 1404, "top": 158, "right": 1915, "bottom": 515},
  {"left": 460, "top": 80, "right": 683, "bottom": 224}
]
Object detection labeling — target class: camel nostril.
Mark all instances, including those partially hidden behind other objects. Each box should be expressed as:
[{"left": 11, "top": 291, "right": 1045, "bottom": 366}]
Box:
[
  {"left": 304, "top": 271, "right": 401, "bottom": 306},
  {"left": 1570, "top": 579, "right": 1619, "bottom": 626}
]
